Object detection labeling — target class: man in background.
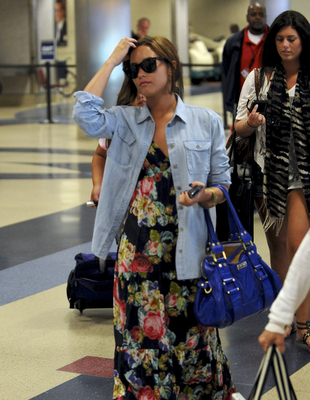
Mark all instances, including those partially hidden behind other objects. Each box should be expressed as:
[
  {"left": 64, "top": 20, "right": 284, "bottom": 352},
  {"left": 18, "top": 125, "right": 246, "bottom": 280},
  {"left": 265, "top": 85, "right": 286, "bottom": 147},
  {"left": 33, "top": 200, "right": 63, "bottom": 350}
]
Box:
[
  {"left": 132, "top": 18, "right": 150, "bottom": 40},
  {"left": 222, "top": 2, "right": 267, "bottom": 115},
  {"left": 55, "top": 0, "right": 67, "bottom": 47},
  {"left": 230, "top": 24, "right": 239, "bottom": 35}
]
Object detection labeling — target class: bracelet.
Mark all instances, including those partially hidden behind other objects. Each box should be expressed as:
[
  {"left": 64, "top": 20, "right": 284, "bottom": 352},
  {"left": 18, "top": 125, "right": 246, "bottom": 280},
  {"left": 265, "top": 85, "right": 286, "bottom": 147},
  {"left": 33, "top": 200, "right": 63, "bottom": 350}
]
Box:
[
  {"left": 244, "top": 120, "right": 254, "bottom": 131},
  {"left": 198, "top": 188, "right": 219, "bottom": 209},
  {"left": 244, "top": 119, "right": 257, "bottom": 130},
  {"left": 209, "top": 188, "right": 218, "bottom": 207}
]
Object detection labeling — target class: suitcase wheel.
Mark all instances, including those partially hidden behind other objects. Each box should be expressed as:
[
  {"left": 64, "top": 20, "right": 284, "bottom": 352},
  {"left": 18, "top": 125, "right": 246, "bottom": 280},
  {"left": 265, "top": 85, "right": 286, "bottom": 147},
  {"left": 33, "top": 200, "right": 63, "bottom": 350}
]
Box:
[{"left": 75, "top": 299, "right": 84, "bottom": 314}]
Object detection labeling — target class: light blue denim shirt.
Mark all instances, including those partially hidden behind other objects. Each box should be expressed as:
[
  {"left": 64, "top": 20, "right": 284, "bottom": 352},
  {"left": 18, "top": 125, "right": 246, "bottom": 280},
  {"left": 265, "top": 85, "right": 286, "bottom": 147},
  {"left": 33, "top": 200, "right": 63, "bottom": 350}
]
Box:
[{"left": 73, "top": 91, "right": 231, "bottom": 280}]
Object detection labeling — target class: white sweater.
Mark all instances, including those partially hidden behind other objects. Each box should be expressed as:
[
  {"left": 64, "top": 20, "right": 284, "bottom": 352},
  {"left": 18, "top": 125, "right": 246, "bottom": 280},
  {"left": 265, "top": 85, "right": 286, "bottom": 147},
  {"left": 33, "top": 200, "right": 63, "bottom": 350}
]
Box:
[{"left": 265, "top": 229, "right": 310, "bottom": 333}]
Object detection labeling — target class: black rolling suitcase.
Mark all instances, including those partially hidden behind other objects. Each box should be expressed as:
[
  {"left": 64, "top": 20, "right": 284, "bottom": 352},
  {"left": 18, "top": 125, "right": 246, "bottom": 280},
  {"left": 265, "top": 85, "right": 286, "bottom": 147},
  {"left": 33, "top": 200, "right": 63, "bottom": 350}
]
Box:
[{"left": 67, "top": 252, "right": 116, "bottom": 313}]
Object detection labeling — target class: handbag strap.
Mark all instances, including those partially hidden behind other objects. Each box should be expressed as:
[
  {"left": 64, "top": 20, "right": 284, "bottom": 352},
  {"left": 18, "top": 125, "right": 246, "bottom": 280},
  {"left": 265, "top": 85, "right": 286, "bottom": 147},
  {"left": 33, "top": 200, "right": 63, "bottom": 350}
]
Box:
[
  {"left": 248, "top": 345, "right": 297, "bottom": 400},
  {"left": 203, "top": 185, "right": 250, "bottom": 251},
  {"left": 211, "top": 185, "right": 252, "bottom": 243},
  {"left": 254, "top": 68, "right": 261, "bottom": 99}
]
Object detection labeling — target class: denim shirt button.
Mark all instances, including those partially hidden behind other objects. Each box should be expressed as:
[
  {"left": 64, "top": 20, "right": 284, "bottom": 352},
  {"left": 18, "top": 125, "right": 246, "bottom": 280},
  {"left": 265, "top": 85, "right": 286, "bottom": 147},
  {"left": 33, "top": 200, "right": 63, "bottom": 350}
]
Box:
[{"left": 174, "top": 165, "right": 177, "bottom": 168}]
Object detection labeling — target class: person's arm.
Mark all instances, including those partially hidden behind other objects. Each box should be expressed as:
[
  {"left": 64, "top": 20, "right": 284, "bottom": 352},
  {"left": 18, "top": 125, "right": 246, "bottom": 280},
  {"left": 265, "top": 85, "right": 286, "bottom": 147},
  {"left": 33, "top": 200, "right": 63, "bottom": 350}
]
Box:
[
  {"left": 178, "top": 112, "right": 230, "bottom": 208},
  {"left": 258, "top": 229, "right": 310, "bottom": 352},
  {"left": 233, "top": 69, "right": 266, "bottom": 137},
  {"left": 73, "top": 38, "right": 137, "bottom": 139},
  {"left": 84, "top": 37, "right": 137, "bottom": 97},
  {"left": 90, "top": 144, "right": 107, "bottom": 205},
  {"left": 234, "top": 104, "right": 266, "bottom": 137}
]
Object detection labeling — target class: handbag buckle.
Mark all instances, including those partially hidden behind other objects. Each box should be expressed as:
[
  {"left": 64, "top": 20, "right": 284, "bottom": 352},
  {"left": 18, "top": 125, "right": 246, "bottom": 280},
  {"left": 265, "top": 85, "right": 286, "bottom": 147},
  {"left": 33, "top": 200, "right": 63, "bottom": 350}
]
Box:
[
  {"left": 211, "top": 251, "right": 227, "bottom": 263},
  {"left": 204, "top": 286, "right": 212, "bottom": 294},
  {"left": 239, "top": 238, "right": 253, "bottom": 251},
  {"left": 199, "top": 280, "right": 212, "bottom": 294}
]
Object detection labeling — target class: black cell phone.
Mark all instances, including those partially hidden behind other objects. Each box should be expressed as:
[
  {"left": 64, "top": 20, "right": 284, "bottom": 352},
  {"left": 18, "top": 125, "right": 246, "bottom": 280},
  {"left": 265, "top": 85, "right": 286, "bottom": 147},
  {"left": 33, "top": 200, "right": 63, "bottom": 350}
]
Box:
[
  {"left": 188, "top": 185, "right": 203, "bottom": 199},
  {"left": 247, "top": 99, "right": 268, "bottom": 114}
]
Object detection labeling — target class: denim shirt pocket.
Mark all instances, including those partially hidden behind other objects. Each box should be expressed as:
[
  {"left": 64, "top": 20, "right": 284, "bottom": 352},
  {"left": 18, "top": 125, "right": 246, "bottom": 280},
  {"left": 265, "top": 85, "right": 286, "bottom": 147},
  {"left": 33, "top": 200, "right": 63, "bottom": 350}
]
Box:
[
  {"left": 108, "top": 126, "right": 136, "bottom": 166},
  {"left": 183, "top": 140, "right": 211, "bottom": 174}
]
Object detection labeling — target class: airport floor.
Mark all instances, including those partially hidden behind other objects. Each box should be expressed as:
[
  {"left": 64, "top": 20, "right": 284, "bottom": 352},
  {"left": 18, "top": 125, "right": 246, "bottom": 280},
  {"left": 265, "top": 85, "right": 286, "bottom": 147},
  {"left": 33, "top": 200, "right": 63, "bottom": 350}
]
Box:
[{"left": 1, "top": 85, "right": 310, "bottom": 400}]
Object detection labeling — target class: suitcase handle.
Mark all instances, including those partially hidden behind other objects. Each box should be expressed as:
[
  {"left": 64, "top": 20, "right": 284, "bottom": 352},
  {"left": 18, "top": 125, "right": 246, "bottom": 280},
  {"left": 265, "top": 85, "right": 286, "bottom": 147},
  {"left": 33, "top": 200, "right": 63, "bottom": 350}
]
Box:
[{"left": 99, "top": 258, "right": 106, "bottom": 273}]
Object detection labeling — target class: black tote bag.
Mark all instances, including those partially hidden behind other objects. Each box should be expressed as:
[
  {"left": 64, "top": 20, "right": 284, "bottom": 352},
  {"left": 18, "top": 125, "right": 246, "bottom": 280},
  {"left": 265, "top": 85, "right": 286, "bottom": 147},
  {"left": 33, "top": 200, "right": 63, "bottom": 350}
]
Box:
[{"left": 216, "top": 131, "right": 255, "bottom": 241}]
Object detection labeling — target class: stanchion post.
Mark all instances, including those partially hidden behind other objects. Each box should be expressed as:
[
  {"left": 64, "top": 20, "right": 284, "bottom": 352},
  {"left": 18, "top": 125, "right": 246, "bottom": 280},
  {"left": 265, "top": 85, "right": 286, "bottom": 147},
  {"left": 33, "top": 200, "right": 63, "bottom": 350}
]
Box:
[{"left": 45, "top": 62, "right": 53, "bottom": 123}]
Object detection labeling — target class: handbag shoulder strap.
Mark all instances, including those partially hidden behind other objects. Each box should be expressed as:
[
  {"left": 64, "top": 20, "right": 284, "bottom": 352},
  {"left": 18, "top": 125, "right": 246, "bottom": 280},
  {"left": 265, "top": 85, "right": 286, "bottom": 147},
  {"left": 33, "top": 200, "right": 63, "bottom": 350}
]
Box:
[
  {"left": 254, "top": 68, "right": 261, "bottom": 99},
  {"left": 204, "top": 185, "right": 252, "bottom": 252},
  {"left": 213, "top": 185, "right": 252, "bottom": 242}
]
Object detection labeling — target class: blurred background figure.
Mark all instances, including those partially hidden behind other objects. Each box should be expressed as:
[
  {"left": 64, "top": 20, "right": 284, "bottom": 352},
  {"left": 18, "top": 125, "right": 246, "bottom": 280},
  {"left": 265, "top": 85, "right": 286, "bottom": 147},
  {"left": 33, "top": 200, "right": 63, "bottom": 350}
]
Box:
[
  {"left": 222, "top": 2, "right": 268, "bottom": 116},
  {"left": 230, "top": 23, "right": 240, "bottom": 35},
  {"left": 55, "top": 0, "right": 67, "bottom": 47},
  {"left": 131, "top": 17, "right": 150, "bottom": 40}
]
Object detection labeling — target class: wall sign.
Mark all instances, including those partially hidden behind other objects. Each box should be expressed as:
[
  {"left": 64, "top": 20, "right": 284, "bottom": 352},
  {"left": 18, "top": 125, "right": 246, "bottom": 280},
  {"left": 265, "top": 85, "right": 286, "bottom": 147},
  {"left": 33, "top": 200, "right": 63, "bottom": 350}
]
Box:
[{"left": 40, "top": 41, "right": 56, "bottom": 61}]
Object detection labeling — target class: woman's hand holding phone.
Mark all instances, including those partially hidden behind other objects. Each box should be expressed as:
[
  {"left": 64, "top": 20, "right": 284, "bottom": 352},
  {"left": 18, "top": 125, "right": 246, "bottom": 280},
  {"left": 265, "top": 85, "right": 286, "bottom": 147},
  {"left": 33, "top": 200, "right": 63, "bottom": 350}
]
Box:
[
  {"left": 178, "top": 182, "right": 206, "bottom": 207},
  {"left": 247, "top": 102, "right": 266, "bottom": 128}
]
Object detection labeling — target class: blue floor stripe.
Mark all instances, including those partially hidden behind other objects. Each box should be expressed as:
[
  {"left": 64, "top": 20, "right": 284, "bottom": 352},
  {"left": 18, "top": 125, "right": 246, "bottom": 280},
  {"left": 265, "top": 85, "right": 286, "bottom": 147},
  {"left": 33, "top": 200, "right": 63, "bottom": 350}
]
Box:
[
  {"left": 0, "top": 205, "right": 96, "bottom": 271},
  {"left": 29, "top": 375, "right": 114, "bottom": 400},
  {"left": 0, "top": 242, "right": 92, "bottom": 306}
]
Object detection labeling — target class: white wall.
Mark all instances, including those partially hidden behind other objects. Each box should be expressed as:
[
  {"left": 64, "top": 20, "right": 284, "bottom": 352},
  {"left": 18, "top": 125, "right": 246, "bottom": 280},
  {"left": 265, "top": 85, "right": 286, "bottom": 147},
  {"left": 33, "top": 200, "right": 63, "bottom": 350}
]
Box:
[
  {"left": 0, "top": 0, "right": 31, "bottom": 64},
  {"left": 0, "top": 0, "right": 31, "bottom": 94},
  {"left": 291, "top": 0, "right": 310, "bottom": 21}
]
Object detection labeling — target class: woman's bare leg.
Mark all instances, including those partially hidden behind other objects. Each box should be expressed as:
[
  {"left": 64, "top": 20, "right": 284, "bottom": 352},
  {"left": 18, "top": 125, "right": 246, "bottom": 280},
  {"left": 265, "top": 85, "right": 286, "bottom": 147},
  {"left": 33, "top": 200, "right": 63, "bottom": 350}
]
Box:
[
  {"left": 255, "top": 197, "right": 292, "bottom": 337},
  {"left": 286, "top": 190, "right": 310, "bottom": 346},
  {"left": 255, "top": 198, "right": 290, "bottom": 283}
]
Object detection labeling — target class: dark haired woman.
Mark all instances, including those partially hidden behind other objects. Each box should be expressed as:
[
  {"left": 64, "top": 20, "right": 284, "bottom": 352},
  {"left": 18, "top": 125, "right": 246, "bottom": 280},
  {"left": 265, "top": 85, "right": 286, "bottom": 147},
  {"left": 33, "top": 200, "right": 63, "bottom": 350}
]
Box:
[
  {"left": 73, "top": 36, "right": 235, "bottom": 399},
  {"left": 234, "top": 10, "right": 310, "bottom": 350}
]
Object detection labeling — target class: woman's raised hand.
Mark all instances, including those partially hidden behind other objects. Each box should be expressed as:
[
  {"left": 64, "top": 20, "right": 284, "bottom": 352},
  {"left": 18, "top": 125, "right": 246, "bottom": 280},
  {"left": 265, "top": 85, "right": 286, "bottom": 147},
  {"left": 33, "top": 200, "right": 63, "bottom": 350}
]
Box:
[
  {"left": 107, "top": 38, "right": 137, "bottom": 68},
  {"left": 83, "top": 38, "right": 137, "bottom": 96}
]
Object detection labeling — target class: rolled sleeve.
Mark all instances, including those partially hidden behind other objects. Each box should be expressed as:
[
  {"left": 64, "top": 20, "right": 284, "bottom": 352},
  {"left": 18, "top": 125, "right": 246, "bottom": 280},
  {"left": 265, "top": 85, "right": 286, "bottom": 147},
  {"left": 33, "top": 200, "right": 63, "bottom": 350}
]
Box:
[
  {"left": 72, "top": 91, "right": 115, "bottom": 139},
  {"left": 208, "top": 113, "right": 232, "bottom": 187}
]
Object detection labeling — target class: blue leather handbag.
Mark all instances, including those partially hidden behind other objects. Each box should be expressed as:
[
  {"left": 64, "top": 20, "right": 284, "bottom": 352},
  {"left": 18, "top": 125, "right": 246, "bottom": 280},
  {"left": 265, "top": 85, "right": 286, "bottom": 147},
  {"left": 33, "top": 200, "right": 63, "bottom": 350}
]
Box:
[{"left": 194, "top": 185, "right": 282, "bottom": 328}]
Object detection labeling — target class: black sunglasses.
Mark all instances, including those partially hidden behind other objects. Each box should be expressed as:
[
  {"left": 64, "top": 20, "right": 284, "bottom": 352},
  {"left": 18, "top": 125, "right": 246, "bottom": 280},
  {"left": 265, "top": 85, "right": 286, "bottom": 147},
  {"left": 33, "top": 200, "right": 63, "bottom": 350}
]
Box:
[{"left": 123, "top": 57, "right": 168, "bottom": 79}]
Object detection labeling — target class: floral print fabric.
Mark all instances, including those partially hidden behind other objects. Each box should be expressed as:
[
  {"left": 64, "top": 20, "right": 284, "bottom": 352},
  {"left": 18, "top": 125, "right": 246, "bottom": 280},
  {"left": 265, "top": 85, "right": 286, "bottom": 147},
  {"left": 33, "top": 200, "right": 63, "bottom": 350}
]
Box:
[{"left": 113, "top": 142, "right": 235, "bottom": 400}]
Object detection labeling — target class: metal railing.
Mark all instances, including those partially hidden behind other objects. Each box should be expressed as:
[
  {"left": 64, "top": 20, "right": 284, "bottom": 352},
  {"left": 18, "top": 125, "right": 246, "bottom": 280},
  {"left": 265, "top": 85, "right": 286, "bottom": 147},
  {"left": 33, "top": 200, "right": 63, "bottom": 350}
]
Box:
[
  {"left": 0, "top": 62, "right": 77, "bottom": 123},
  {"left": 0, "top": 62, "right": 228, "bottom": 126}
]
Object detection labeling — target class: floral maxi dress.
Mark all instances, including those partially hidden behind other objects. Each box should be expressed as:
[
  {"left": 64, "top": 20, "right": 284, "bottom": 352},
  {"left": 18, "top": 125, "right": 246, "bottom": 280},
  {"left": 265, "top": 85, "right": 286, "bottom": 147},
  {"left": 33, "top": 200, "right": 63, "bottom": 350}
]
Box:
[{"left": 113, "top": 142, "right": 235, "bottom": 400}]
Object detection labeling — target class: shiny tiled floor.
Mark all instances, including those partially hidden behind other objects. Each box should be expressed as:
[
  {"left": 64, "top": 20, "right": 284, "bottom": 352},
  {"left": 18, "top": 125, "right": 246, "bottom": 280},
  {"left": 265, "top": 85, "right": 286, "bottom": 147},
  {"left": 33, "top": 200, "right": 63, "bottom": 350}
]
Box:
[{"left": 0, "top": 86, "right": 309, "bottom": 400}]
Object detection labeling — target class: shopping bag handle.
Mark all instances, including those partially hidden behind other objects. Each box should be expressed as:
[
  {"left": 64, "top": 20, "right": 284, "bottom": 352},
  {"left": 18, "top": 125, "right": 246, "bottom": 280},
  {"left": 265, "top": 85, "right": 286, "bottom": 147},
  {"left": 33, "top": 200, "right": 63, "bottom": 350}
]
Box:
[{"left": 247, "top": 344, "right": 297, "bottom": 400}]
